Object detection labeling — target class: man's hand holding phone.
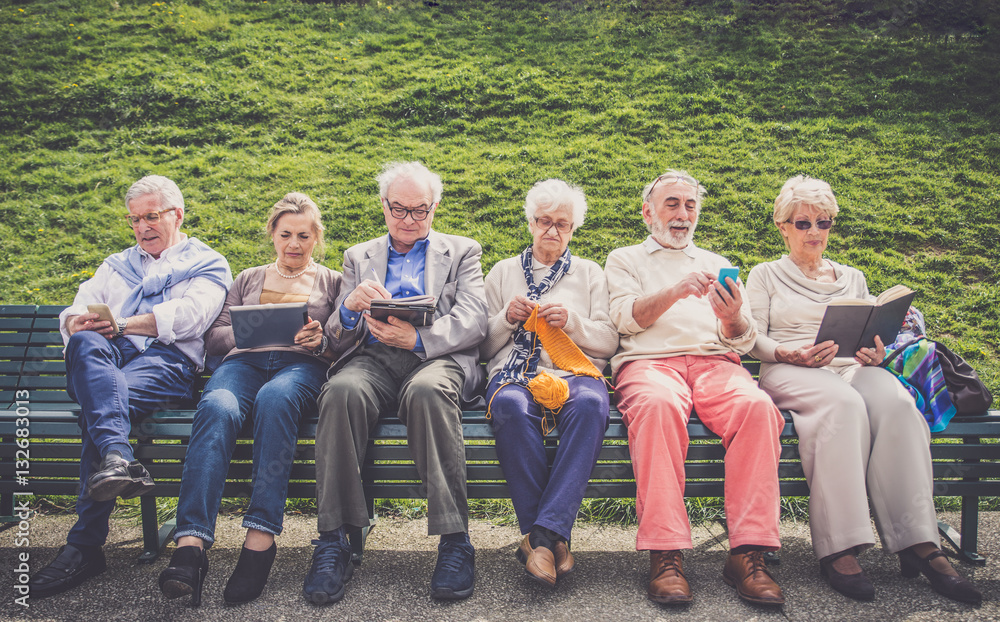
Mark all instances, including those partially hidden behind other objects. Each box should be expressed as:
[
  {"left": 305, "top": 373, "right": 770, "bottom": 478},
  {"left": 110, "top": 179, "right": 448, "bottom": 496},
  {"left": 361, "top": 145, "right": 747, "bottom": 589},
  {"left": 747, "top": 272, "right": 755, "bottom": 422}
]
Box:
[{"left": 67, "top": 304, "right": 117, "bottom": 338}]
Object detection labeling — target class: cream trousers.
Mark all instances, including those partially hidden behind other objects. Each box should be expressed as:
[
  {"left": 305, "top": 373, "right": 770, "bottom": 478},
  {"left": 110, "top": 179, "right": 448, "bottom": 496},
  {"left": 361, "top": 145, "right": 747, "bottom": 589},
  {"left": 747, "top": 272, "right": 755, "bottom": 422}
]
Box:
[{"left": 759, "top": 363, "right": 939, "bottom": 559}]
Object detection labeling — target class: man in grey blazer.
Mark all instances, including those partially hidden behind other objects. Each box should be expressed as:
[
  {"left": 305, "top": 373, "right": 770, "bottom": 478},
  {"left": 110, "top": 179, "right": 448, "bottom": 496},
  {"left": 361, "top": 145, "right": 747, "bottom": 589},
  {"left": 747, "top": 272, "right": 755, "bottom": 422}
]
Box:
[{"left": 304, "top": 161, "right": 487, "bottom": 604}]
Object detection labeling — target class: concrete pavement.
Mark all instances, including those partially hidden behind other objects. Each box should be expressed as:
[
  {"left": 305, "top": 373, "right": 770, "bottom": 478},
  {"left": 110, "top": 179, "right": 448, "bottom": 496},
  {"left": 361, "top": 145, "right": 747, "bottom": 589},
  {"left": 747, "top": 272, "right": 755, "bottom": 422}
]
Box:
[{"left": 2, "top": 510, "right": 998, "bottom": 621}]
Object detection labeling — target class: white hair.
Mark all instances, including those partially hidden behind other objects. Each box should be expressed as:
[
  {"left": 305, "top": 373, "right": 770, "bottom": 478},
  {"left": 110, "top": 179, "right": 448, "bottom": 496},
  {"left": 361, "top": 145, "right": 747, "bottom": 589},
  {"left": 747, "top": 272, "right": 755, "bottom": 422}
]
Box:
[
  {"left": 773, "top": 175, "right": 839, "bottom": 224},
  {"left": 523, "top": 179, "right": 588, "bottom": 232},
  {"left": 641, "top": 168, "right": 707, "bottom": 210},
  {"left": 376, "top": 161, "right": 443, "bottom": 204},
  {"left": 124, "top": 175, "right": 184, "bottom": 213}
]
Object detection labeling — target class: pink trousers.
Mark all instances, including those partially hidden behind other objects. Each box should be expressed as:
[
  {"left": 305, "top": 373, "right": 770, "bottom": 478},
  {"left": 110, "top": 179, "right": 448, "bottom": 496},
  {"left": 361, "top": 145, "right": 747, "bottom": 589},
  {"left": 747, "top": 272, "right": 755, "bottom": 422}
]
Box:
[{"left": 615, "top": 354, "right": 784, "bottom": 551}]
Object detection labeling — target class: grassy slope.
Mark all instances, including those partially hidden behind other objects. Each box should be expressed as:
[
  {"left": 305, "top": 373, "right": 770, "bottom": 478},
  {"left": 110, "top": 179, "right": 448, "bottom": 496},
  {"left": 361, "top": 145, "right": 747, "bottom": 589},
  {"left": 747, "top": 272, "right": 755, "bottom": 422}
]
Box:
[{"left": 1, "top": 1, "right": 997, "bottom": 382}]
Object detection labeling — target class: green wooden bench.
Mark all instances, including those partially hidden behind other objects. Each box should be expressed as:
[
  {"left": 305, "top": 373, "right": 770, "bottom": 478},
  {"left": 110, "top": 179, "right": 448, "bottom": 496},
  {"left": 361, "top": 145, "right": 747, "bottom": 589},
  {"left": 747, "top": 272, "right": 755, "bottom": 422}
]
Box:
[{"left": 1, "top": 304, "right": 997, "bottom": 567}]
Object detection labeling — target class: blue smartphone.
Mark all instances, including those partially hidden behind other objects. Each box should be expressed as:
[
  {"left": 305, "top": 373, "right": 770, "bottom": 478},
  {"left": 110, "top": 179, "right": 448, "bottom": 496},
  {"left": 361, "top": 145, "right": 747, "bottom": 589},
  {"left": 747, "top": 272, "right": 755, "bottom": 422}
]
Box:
[{"left": 718, "top": 267, "right": 739, "bottom": 295}]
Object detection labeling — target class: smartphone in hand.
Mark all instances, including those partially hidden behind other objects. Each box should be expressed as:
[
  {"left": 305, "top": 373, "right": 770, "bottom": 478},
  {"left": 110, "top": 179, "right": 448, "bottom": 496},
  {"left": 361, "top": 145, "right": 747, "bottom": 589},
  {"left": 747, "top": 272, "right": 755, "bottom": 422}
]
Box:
[
  {"left": 87, "top": 304, "right": 115, "bottom": 324},
  {"left": 717, "top": 267, "right": 740, "bottom": 295}
]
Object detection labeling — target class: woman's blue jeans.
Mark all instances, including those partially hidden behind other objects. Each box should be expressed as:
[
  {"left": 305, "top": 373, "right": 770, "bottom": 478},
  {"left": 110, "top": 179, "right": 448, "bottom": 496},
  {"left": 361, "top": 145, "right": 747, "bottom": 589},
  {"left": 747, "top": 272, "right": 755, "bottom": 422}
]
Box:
[
  {"left": 488, "top": 374, "right": 610, "bottom": 541},
  {"left": 174, "top": 351, "right": 328, "bottom": 546}
]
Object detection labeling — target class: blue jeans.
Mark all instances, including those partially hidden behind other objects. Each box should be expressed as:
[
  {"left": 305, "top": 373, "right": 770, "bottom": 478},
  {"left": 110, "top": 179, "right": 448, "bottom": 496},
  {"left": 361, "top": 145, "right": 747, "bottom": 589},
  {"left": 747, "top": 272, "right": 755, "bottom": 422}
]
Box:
[
  {"left": 174, "top": 351, "right": 328, "bottom": 546},
  {"left": 487, "top": 375, "right": 610, "bottom": 541},
  {"left": 65, "top": 331, "right": 197, "bottom": 547}
]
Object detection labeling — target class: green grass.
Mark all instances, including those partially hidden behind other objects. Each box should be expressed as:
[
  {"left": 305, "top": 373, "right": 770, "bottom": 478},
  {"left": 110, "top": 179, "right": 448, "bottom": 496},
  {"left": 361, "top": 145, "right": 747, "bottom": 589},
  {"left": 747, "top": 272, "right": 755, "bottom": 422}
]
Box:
[{"left": 4, "top": 0, "right": 999, "bottom": 524}]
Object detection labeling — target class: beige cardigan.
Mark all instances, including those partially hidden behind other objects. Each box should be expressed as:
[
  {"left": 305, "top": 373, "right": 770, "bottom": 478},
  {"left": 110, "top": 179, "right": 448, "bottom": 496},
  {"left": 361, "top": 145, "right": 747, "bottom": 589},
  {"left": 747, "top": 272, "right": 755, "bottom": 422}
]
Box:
[
  {"left": 205, "top": 263, "right": 343, "bottom": 363},
  {"left": 480, "top": 253, "right": 619, "bottom": 381}
]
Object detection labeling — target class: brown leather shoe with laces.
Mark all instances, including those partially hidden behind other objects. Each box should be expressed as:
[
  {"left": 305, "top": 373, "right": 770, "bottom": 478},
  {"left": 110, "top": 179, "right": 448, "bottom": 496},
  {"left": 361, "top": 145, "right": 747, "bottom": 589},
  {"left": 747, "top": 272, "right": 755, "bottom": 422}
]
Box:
[
  {"left": 723, "top": 550, "right": 785, "bottom": 605},
  {"left": 648, "top": 550, "right": 692, "bottom": 604}
]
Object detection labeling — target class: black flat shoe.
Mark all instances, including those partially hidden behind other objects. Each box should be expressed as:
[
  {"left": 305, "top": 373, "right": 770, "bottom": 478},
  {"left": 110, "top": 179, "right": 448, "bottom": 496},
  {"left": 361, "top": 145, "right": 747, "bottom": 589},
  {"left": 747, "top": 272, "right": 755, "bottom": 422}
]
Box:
[
  {"left": 819, "top": 551, "right": 874, "bottom": 601},
  {"left": 223, "top": 542, "right": 277, "bottom": 605},
  {"left": 159, "top": 546, "right": 209, "bottom": 606},
  {"left": 28, "top": 544, "right": 106, "bottom": 599},
  {"left": 86, "top": 451, "right": 155, "bottom": 502},
  {"left": 899, "top": 548, "right": 982, "bottom": 605}
]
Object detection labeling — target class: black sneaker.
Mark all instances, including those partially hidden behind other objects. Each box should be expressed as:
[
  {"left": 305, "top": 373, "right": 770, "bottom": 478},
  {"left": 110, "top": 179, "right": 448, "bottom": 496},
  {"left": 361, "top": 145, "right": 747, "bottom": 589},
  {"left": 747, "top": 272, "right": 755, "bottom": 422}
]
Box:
[
  {"left": 303, "top": 538, "right": 354, "bottom": 604},
  {"left": 430, "top": 540, "right": 475, "bottom": 600},
  {"left": 29, "top": 544, "right": 107, "bottom": 599}
]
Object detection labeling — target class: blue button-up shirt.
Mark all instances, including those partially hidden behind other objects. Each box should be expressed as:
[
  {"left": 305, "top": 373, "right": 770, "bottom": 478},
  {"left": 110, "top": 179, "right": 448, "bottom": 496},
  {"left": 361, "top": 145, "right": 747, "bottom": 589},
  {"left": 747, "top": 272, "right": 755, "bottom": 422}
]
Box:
[{"left": 340, "top": 237, "right": 428, "bottom": 351}]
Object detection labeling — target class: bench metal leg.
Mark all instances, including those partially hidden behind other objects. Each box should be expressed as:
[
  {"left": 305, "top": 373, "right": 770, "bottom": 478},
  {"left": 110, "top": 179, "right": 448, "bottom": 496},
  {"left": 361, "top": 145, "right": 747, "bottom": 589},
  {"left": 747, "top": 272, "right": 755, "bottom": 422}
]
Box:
[
  {"left": 137, "top": 494, "right": 165, "bottom": 563},
  {"left": 938, "top": 496, "right": 986, "bottom": 566},
  {"left": 0, "top": 491, "right": 15, "bottom": 533},
  {"left": 348, "top": 497, "right": 378, "bottom": 567}
]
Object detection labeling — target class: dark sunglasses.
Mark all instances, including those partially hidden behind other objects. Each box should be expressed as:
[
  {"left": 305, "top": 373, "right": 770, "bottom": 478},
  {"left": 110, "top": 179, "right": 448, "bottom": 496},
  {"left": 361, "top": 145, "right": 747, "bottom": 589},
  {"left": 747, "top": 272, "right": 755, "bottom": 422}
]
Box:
[{"left": 786, "top": 219, "right": 833, "bottom": 231}]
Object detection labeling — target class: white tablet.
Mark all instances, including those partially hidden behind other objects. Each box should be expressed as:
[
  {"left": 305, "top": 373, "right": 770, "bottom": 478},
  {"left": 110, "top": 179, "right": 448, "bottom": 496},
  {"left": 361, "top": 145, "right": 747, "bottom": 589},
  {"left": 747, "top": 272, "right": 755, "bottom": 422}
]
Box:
[{"left": 230, "top": 302, "right": 308, "bottom": 349}]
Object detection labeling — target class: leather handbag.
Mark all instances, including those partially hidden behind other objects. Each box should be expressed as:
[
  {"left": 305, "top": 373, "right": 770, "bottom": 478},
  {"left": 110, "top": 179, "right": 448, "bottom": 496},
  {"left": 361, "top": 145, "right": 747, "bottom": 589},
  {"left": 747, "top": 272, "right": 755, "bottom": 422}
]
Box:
[{"left": 933, "top": 341, "right": 993, "bottom": 415}]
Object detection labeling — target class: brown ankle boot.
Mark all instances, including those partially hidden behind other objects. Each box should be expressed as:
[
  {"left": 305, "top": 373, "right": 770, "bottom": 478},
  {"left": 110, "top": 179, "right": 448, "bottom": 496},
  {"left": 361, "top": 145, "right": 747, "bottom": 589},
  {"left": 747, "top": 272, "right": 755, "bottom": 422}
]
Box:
[
  {"left": 723, "top": 550, "right": 785, "bottom": 605},
  {"left": 648, "top": 550, "right": 692, "bottom": 604}
]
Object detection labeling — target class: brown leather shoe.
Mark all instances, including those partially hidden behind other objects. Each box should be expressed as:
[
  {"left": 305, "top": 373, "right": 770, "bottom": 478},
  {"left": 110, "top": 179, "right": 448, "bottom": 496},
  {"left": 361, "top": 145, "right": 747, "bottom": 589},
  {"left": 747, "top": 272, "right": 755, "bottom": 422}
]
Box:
[
  {"left": 515, "top": 535, "right": 556, "bottom": 587},
  {"left": 722, "top": 550, "right": 785, "bottom": 605},
  {"left": 554, "top": 541, "right": 575, "bottom": 578},
  {"left": 648, "top": 550, "right": 692, "bottom": 604}
]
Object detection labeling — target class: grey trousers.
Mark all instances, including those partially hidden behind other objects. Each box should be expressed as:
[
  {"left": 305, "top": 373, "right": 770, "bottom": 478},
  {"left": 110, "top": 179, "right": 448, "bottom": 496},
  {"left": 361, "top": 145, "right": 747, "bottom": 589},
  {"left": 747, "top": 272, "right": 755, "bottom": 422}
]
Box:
[
  {"left": 315, "top": 343, "right": 468, "bottom": 535},
  {"left": 759, "top": 363, "right": 939, "bottom": 560}
]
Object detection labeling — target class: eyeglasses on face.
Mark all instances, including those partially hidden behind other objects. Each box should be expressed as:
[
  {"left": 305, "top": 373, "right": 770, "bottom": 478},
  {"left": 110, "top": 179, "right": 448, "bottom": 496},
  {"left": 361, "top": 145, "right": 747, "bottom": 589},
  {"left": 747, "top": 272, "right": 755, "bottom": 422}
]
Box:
[
  {"left": 125, "top": 207, "right": 177, "bottom": 227},
  {"left": 646, "top": 174, "right": 699, "bottom": 200},
  {"left": 534, "top": 217, "right": 573, "bottom": 233},
  {"left": 786, "top": 219, "right": 833, "bottom": 231},
  {"left": 386, "top": 202, "right": 433, "bottom": 221}
]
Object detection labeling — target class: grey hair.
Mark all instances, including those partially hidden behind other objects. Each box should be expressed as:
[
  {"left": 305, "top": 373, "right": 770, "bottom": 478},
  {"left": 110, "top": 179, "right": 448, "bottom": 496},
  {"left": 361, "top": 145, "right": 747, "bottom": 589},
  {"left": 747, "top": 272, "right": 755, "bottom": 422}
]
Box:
[
  {"left": 266, "top": 192, "right": 325, "bottom": 256},
  {"left": 124, "top": 175, "right": 184, "bottom": 214},
  {"left": 641, "top": 169, "right": 707, "bottom": 210},
  {"left": 773, "top": 175, "right": 839, "bottom": 224},
  {"left": 376, "top": 161, "right": 443, "bottom": 205},
  {"left": 523, "top": 178, "right": 588, "bottom": 232}
]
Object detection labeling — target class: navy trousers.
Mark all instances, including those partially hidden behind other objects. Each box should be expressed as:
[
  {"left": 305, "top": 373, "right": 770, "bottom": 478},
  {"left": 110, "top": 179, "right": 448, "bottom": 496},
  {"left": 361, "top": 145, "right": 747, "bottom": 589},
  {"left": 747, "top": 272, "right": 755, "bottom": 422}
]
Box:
[
  {"left": 487, "top": 374, "right": 609, "bottom": 541},
  {"left": 64, "top": 331, "right": 196, "bottom": 547}
]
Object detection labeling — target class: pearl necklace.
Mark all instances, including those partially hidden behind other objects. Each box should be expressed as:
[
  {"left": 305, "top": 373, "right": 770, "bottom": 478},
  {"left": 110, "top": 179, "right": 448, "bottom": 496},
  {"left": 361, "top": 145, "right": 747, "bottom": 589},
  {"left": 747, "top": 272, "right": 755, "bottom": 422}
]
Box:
[{"left": 275, "top": 259, "right": 313, "bottom": 279}]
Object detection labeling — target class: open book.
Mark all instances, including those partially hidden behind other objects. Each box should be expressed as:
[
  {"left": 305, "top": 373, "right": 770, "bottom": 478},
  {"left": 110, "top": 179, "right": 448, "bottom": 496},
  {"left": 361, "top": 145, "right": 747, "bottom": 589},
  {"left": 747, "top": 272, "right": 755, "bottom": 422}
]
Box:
[
  {"left": 369, "top": 295, "right": 437, "bottom": 326},
  {"left": 814, "top": 285, "right": 916, "bottom": 355}
]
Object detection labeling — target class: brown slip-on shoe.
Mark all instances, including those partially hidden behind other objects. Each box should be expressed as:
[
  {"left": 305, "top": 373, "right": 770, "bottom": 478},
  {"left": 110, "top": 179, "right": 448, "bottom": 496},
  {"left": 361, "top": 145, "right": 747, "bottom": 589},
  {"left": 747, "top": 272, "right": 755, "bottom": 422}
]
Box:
[
  {"left": 722, "top": 550, "right": 785, "bottom": 605},
  {"left": 648, "top": 550, "right": 692, "bottom": 604},
  {"left": 554, "top": 541, "right": 575, "bottom": 578},
  {"left": 515, "top": 535, "right": 556, "bottom": 587}
]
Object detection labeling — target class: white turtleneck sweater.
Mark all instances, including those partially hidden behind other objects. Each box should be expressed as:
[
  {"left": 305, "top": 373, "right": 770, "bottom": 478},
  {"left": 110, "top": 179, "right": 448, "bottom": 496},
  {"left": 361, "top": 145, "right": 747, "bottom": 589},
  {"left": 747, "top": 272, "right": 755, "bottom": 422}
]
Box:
[{"left": 746, "top": 254, "right": 874, "bottom": 377}]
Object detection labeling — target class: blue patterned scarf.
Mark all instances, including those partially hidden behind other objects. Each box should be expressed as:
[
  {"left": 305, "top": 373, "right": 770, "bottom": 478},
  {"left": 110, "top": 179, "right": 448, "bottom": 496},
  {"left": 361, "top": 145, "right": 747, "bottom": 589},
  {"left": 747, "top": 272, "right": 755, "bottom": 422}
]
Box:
[
  {"left": 496, "top": 245, "right": 572, "bottom": 386},
  {"left": 884, "top": 337, "right": 956, "bottom": 432}
]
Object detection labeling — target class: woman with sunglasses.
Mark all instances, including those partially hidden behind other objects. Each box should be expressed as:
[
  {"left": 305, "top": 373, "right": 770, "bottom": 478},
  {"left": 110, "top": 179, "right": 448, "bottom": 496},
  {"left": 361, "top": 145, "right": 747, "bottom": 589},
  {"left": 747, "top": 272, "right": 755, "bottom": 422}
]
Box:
[
  {"left": 480, "top": 179, "right": 618, "bottom": 588},
  {"left": 745, "top": 176, "right": 981, "bottom": 604}
]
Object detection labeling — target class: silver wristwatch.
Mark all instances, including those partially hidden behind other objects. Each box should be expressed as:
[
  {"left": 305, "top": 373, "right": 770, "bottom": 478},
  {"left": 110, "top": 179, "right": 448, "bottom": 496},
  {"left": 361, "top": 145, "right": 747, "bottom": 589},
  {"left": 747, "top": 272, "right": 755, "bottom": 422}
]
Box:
[{"left": 114, "top": 316, "right": 128, "bottom": 337}]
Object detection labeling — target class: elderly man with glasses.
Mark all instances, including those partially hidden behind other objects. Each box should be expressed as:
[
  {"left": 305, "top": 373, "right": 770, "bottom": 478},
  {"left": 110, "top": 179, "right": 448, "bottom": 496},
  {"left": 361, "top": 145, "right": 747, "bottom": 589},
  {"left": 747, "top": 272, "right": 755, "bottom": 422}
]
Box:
[
  {"left": 304, "top": 161, "right": 487, "bottom": 604},
  {"left": 29, "top": 175, "right": 232, "bottom": 599},
  {"left": 605, "top": 169, "right": 785, "bottom": 607}
]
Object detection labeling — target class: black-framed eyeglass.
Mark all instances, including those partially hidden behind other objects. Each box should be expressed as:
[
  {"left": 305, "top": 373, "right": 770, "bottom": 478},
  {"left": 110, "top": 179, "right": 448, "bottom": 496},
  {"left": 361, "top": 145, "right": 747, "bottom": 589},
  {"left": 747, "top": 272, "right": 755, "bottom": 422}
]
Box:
[
  {"left": 124, "top": 207, "right": 177, "bottom": 227},
  {"left": 786, "top": 219, "right": 833, "bottom": 231},
  {"left": 385, "top": 201, "right": 433, "bottom": 221},
  {"left": 534, "top": 217, "right": 573, "bottom": 233}
]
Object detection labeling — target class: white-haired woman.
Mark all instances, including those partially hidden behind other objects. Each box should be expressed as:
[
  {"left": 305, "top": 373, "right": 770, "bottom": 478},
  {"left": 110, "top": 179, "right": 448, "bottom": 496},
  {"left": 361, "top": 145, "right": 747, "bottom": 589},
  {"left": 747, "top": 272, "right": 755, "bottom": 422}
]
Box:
[
  {"left": 159, "top": 193, "right": 343, "bottom": 606},
  {"left": 745, "top": 176, "right": 980, "bottom": 604},
  {"left": 480, "top": 179, "right": 618, "bottom": 587}
]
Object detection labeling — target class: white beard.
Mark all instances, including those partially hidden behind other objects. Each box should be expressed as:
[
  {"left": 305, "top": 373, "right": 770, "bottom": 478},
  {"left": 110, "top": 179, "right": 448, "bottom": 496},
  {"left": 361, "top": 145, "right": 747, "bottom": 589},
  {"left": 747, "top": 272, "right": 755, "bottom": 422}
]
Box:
[{"left": 650, "top": 213, "right": 696, "bottom": 249}]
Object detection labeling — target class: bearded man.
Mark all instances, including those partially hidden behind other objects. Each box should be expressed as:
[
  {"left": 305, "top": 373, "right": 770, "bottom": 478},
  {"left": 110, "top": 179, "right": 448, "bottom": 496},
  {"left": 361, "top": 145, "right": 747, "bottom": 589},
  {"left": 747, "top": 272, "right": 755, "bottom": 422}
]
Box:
[{"left": 604, "top": 170, "right": 785, "bottom": 607}]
